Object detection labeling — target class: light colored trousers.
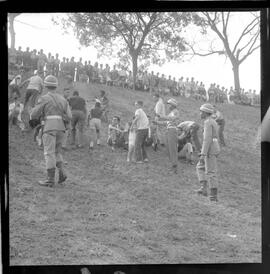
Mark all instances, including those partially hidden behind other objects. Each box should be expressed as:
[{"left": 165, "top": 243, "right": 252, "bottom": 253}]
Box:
[
  {"left": 196, "top": 154, "right": 218, "bottom": 188},
  {"left": 165, "top": 128, "right": 178, "bottom": 167},
  {"left": 89, "top": 118, "right": 101, "bottom": 143},
  {"left": 62, "top": 129, "right": 69, "bottom": 148},
  {"left": 42, "top": 130, "right": 65, "bottom": 169},
  {"left": 156, "top": 125, "right": 165, "bottom": 145},
  {"left": 179, "top": 142, "right": 193, "bottom": 160}
]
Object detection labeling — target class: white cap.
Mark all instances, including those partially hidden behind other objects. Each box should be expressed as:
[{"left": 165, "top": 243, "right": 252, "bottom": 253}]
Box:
[{"left": 199, "top": 103, "right": 214, "bottom": 114}]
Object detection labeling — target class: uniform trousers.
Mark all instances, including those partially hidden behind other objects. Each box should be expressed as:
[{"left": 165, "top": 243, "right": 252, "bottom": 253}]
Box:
[
  {"left": 165, "top": 127, "right": 178, "bottom": 167},
  {"left": 196, "top": 154, "right": 218, "bottom": 188},
  {"left": 42, "top": 130, "right": 65, "bottom": 169}
]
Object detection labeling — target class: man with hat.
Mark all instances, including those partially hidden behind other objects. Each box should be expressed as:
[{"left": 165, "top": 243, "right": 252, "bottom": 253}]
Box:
[
  {"left": 153, "top": 98, "right": 180, "bottom": 173},
  {"left": 196, "top": 103, "right": 220, "bottom": 202},
  {"left": 30, "top": 75, "right": 72, "bottom": 187}
]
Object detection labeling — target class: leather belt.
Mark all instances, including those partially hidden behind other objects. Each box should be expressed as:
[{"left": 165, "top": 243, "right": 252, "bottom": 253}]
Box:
[{"left": 46, "top": 115, "right": 62, "bottom": 120}]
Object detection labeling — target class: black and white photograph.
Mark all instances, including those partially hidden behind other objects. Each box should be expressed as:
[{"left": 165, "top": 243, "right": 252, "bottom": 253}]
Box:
[{"left": 8, "top": 11, "right": 261, "bottom": 265}]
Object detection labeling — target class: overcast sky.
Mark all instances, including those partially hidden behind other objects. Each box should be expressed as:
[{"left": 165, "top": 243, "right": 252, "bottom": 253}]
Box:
[{"left": 8, "top": 12, "right": 261, "bottom": 92}]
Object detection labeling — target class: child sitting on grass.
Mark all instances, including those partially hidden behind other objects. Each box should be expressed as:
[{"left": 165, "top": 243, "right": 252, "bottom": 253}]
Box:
[{"left": 107, "top": 116, "right": 125, "bottom": 151}]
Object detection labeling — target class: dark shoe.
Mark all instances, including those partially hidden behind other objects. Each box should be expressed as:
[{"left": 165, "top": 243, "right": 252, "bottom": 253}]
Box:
[
  {"left": 38, "top": 168, "right": 55, "bottom": 187},
  {"left": 210, "top": 188, "right": 218, "bottom": 202},
  {"left": 56, "top": 162, "right": 67, "bottom": 184},
  {"left": 38, "top": 180, "right": 54, "bottom": 187},
  {"left": 169, "top": 165, "right": 177, "bottom": 174},
  {"left": 58, "top": 173, "right": 67, "bottom": 184},
  {"left": 197, "top": 180, "right": 208, "bottom": 196}
]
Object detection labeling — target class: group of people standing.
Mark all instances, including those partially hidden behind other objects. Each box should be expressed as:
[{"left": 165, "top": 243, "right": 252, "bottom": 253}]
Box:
[
  {"left": 116, "top": 93, "right": 225, "bottom": 202},
  {"left": 9, "top": 68, "right": 226, "bottom": 202}
]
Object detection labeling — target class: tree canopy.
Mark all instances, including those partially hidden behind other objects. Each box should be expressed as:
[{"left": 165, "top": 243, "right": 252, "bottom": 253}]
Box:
[{"left": 55, "top": 12, "right": 193, "bottom": 86}]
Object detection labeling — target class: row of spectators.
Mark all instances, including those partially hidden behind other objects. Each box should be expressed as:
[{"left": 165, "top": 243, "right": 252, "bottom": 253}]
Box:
[{"left": 8, "top": 46, "right": 260, "bottom": 106}]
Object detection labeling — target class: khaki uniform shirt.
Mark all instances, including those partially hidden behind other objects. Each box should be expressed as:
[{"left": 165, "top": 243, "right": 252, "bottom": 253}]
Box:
[
  {"left": 201, "top": 117, "right": 220, "bottom": 156},
  {"left": 31, "top": 91, "right": 72, "bottom": 133}
]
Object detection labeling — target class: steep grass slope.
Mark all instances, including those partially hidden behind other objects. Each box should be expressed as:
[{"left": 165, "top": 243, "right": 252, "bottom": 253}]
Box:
[{"left": 9, "top": 81, "right": 261, "bottom": 264}]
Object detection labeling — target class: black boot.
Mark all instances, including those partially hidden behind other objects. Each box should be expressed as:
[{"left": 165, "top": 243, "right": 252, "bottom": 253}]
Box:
[
  {"left": 38, "top": 168, "right": 55, "bottom": 187},
  {"left": 210, "top": 188, "right": 218, "bottom": 202},
  {"left": 56, "top": 161, "right": 67, "bottom": 184},
  {"left": 197, "top": 180, "right": 208, "bottom": 196}
]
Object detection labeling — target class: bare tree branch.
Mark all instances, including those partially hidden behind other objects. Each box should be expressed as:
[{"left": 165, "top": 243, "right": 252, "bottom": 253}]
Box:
[
  {"left": 239, "top": 39, "right": 260, "bottom": 64},
  {"left": 237, "top": 29, "right": 260, "bottom": 58},
  {"left": 232, "top": 15, "right": 259, "bottom": 55},
  {"left": 187, "top": 42, "right": 225, "bottom": 57}
]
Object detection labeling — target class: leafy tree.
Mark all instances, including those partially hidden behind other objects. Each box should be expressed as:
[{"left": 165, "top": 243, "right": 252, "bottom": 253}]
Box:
[
  {"left": 55, "top": 12, "right": 192, "bottom": 88},
  {"left": 189, "top": 12, "right": 260, "bottom": 95},
  {"left": 8, "top": 13, "right": 21, "bottom": 49}
]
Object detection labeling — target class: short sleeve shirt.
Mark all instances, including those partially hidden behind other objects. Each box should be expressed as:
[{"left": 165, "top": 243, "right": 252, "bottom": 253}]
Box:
[{"left": 135, "top": 108, "right": 149, "bottom": 130}]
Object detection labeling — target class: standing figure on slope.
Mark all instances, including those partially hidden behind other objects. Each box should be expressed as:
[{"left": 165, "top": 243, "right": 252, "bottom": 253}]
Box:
[
  {"left": 30, "top": 75, "right": 72, "bottom": 187},
  {"left": 196, "top": 103, "right": 220, "bottom": 202}
]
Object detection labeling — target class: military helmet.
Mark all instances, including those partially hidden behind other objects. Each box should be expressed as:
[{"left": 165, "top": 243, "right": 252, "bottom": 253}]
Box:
[{"left": 44, "top": 75, "right": 58, "bottom": 87}]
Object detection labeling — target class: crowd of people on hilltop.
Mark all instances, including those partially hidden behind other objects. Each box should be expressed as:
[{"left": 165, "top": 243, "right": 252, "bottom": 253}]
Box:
[{"left": 8, "top": 46, "right": 260, "bottom": 107}]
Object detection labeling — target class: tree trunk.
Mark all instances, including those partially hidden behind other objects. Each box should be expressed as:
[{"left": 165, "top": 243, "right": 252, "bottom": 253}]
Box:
[
  {"left": 232, "top": 62, "right": 241, "bottom": 96},
  {"left": 9, "top": 15, "right": 16, "bottom": 50},
  {"left": 131, "top": 53, "right": 138, "bottom": 91}
]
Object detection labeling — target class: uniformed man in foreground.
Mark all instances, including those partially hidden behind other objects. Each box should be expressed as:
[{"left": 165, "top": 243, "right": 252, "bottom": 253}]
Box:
[
  {"left": 196, "top": 103, "right": 220, "bottom": 201},
  {"left": 30, "top": 75, "right": 72, "bottom": 187}
]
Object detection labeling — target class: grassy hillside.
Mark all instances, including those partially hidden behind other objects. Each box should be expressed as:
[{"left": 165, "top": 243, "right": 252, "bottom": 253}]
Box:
[{"left": 9, "top": 81, "right": 261, "bottom": 264}]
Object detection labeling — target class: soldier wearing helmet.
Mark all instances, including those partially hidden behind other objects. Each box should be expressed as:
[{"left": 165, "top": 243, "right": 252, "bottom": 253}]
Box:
[
  {"left": 30, "top": 75, "right": 72, "bottom": 187},
  {"left": 196, "top": 103, "right": 220, "bottom": 202},
  {"left": 153, "top": 98, "right": 180, "bottom": 174}
]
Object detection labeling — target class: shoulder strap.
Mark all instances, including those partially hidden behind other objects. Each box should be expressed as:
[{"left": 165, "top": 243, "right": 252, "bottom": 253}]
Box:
[{"left": 48, "top": 93, "right": 66, "bottom": 115}]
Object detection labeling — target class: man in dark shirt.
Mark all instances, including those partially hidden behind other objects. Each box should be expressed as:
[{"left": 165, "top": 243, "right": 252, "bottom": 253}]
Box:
[
  {"left": 98, "top": 90, "right": 109, "bottom": 123},
  {"left": 88, "top": 101, "right": 103, "bottom": 149},
  {"left": 68, "top": 91, "right": 87, "bottom": 148}
]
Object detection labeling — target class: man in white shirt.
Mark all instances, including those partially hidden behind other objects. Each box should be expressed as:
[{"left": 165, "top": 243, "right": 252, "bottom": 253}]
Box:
[
  {"left": 131, "top": 100, "right": 149, "bottom": 163},
  {"left": 153, "top": 93, "right": 166, "bottom": 146}
]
